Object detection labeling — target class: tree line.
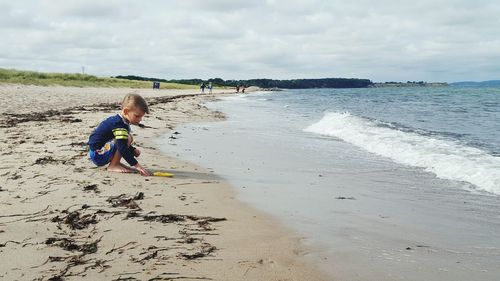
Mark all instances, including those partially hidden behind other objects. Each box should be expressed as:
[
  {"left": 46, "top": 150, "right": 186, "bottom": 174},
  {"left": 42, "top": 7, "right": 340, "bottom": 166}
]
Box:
[{"left": 115, "top": 75, "right": 373, "bottom": 89}]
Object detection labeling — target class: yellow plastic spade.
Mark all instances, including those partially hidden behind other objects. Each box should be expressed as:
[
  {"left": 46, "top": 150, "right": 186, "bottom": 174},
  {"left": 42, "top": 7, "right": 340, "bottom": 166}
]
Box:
[{"left": 153, "top": 171, "right": 175, "bottom": 177}]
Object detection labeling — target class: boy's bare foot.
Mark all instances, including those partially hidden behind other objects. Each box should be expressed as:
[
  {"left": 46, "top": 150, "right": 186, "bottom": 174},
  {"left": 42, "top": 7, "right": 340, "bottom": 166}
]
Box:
[{"left": 107, "top": 164, "right": 133, "bottom": 173}]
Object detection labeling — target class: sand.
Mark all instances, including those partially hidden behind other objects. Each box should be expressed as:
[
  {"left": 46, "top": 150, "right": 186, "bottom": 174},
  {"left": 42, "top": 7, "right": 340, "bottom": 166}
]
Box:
[{"left": 0, "top": 84, "right": 329, "bottom": 281}]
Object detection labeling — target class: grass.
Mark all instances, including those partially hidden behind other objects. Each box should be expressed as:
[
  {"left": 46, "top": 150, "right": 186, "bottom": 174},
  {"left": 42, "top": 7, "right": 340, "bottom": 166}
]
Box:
[{"left": 0, "top": 68, "right": 197, "bottom": 89}]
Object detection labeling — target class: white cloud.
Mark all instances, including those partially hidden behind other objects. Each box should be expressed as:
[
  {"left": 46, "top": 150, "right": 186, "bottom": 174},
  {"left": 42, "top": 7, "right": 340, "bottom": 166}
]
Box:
[{"left": 0, "top": 0, "right": 499, "bottom": 82}]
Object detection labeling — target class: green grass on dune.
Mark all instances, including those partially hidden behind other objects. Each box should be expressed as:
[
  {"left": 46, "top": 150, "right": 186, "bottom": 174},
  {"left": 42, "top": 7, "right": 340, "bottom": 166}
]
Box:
[{"left": 0, "top": 68, "right": 197, "bottom": 89}]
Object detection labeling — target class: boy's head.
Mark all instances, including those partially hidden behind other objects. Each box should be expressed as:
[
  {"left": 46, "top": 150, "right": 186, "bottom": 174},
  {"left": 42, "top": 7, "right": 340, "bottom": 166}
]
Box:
[{"left": 121, "top": 93, "right": 149, "bottom": 125}]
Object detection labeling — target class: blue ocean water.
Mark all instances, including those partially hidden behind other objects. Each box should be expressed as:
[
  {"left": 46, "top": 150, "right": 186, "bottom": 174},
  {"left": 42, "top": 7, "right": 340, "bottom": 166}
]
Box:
[
  {"left": 284, "top": 87, "right": 500, "bottom": 194},
  {"left": 159, "top": 86, "right": 500, "bottom": 281}
]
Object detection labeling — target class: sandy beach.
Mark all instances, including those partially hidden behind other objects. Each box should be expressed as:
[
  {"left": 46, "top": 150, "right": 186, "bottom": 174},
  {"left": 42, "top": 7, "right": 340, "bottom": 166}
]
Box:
[{"left": 0, "top": 84, "right": 329, "bottom": 281}]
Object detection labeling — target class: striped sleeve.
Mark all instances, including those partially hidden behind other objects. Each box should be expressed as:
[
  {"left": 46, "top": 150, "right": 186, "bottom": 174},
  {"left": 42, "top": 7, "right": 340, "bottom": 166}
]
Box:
[{"left": 112, "top": 128, "right": 129, "bottom": 140}]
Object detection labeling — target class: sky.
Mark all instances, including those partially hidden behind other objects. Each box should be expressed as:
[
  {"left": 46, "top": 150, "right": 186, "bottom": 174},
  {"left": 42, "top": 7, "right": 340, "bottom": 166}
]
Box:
[{"left": 1, "top": 0, "right": 499, "bottom": 82}]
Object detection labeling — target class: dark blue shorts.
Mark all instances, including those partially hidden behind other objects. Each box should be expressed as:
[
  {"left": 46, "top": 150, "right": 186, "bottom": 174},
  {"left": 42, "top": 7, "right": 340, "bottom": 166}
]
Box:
[{"left": 88, "top": 141, "right": 116, "bottom": 166}]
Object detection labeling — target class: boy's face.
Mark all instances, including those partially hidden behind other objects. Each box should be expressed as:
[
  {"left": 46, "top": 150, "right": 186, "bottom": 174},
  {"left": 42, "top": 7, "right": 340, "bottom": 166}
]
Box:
[{"left": 123, "top": 107, "right": 145, "bottom": 125}]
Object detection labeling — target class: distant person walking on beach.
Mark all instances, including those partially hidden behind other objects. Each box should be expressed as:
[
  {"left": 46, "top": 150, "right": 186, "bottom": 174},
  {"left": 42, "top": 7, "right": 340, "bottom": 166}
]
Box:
[
  {"left": 241, "top": 86, "right": 246, "bottom": 93},
  {"left": 87, "top": 93, "right": 151, "bottom": 176},
  {"left": 236, "top": 85, "right": 240, "bottom": 93},
  {"left": 200, "top": 82, "right": 206, "bottom": 94},
  {"left": 208, "top": 82, "right": 213, "bottom": 94}
]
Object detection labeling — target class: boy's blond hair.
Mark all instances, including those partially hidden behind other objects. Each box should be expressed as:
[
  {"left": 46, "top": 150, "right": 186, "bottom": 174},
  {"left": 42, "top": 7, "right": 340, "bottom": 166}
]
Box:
[{"left": 122, "top": 93, "right": 149, "bottom": 114}]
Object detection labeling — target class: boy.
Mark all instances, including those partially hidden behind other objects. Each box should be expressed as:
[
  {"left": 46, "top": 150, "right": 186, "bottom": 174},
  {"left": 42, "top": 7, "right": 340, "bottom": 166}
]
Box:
[{"left": 88, "top": 93, "right": 151, "bottom": 176}]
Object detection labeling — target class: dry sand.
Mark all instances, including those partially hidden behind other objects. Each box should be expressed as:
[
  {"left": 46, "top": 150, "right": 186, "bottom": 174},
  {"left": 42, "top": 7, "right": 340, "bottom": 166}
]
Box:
[{"left": 0, "top": 84, "right": 329, "bottom": 281}]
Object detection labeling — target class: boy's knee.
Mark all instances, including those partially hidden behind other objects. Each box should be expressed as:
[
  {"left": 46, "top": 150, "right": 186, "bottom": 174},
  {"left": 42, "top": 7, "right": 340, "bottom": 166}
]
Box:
[{"left": 128, "top": 134, "right": 134, "bottom": 146}]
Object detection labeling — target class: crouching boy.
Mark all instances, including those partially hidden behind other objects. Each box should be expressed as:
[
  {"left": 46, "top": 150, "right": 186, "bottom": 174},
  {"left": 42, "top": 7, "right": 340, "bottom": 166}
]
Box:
[{"left": 88, "top": 93, "right": 151, "bottom": 176}]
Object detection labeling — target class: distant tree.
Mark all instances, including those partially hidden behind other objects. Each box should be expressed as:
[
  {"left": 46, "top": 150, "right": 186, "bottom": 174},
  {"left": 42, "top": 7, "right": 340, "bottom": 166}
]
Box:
[{"left": 115, "top": 75, "right": 373, "bottom": 89}]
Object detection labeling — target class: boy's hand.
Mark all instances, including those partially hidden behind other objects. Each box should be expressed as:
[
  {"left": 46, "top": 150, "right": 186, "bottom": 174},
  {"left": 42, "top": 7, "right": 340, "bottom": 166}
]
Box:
[
  {"left": 133, "top": 148, "right": 141, "bottom": 157},
  {"left": 134, "top": 163, "right": 151, "bottom": 176}
]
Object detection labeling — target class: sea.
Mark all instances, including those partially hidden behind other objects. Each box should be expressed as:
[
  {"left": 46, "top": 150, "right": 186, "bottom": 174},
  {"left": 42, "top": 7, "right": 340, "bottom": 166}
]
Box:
[{"left": 157, "top": 86, "right": 500, "bottom": 281}]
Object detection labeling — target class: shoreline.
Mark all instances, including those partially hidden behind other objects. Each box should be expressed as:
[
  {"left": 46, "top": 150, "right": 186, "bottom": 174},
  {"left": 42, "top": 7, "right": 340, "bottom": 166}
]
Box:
[
  {"left": 0, "top": 85, "right": 329, "bottom": 280},
  {"left": 166, "top": 88, "right": 500, "bottom": 281}
]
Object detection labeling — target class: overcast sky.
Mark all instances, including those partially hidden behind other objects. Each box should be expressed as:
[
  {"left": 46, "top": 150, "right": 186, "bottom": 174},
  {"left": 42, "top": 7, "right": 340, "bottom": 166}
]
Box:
[{"left": 1, "top": 0, "right": 499, "bottom": 82}]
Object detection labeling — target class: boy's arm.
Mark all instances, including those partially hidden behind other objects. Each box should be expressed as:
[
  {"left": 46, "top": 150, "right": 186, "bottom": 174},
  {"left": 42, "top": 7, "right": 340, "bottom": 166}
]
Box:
[
  {"left": 113, "top": 128, "right": 138, "bottom": 166},
  {"left": 113, "top": 127, "right": 150, "bottom": 176},
  {"left": 115, "top": 138, "right": 138, "bottom": 166},
  {"left": 128, "top": 145, "right": 142, "bottom": 157},
  {"left": 129, "top": 144, "right": 137, "bottom": 155}
]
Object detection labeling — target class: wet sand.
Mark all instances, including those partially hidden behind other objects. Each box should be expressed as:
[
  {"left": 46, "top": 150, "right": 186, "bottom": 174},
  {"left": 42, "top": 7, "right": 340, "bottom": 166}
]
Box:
[{"left": 0, "top": 84, "right": 329, "bottom": 280}]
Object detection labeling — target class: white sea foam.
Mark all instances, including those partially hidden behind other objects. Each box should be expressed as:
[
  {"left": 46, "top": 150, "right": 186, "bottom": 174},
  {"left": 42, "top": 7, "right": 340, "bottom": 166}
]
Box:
[{"left": 305, "top": 112, "right": 500, "bottom": 195}]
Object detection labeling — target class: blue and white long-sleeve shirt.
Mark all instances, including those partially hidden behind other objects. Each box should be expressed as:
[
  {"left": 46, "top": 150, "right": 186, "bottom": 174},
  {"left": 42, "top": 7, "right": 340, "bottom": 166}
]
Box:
[{"left": 88, "top": 114, "right": 138, "bottom": 166}]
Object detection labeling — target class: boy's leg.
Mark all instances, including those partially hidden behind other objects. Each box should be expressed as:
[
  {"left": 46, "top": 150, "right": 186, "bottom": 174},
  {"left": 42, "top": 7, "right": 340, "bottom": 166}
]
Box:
[
  {"left": 107, "top": 149, "right": 133, "bottom": 173},
  {"left": 106, "top": 136, "right": 134, "bottom": 173}
]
